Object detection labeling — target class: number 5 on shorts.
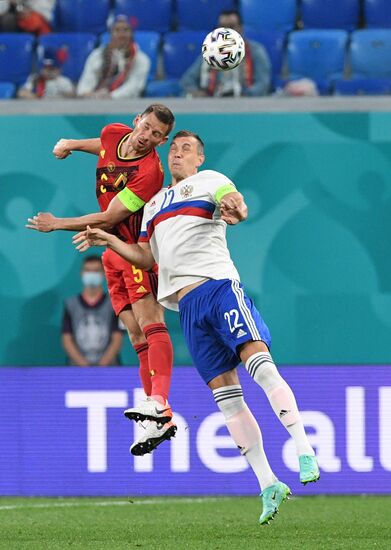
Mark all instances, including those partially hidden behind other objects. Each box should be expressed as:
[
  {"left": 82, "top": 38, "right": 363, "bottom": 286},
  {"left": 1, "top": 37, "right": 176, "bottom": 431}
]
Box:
[{"left": 132, "top": 265, "right": 143, "bottom": 283}]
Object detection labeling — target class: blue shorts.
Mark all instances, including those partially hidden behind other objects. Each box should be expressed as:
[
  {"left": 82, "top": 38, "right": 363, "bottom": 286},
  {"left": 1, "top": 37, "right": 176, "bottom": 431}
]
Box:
[{"left": 178, "top": 279, "right": 271, "bottom": 384}]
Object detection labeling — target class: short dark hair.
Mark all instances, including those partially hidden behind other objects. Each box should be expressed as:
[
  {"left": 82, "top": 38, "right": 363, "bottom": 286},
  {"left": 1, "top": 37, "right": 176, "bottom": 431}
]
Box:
[
  {"left": 172, "top": 130, "right": 204, "bottom": 154},
  {"left": 219, "top": 10, "right": 242, "bottom": 25},
  {"left": 82, "top": 255, "right": 102, "bottom": 267},
  {"left": 141, "top": 104, "right": 175, "bottom": 135}
]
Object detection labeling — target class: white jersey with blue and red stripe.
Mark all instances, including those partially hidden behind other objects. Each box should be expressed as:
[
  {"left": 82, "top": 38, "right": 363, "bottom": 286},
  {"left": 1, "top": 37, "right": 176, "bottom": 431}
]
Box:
[{"left": 139, "top": 169, "right": 240, "bottom": 311}]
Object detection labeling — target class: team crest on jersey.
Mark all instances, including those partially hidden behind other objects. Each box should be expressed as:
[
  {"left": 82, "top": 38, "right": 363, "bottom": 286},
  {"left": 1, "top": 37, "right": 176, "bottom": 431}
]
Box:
[
  {"left": 180, "top": 184, "right": 194, "bottom": 198},
  {"left": 107, "top": 162, "right": 115, "bottom": 173},
  {"left": 113, "top": 172, "right": 128, "bottom": 190}
]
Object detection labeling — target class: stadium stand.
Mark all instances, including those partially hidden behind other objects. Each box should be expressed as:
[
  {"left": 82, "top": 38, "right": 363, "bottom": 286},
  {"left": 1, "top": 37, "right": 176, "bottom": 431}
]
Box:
[
  {"left": 244, "top": 29, "right": 286, "bottom": 87},
  {"left": 0, "top": 81, "right": 15, "bottom": 99},
  {"left": 0, "top": 33, "right": 34, "bottom": 85},
  {"left": 55, "top": 0, "right": 110, "bottom": 34},
  {"left": 176, "top": 0, "right": 235, "bottom": 31},
  {"left": 300, "top": 0, "right": 360, "bottom": 31},
  {"left": 333, "top": 77, "right": 391, "bottom": 95},
  {"left": 240, "top": 0, "right": 297, "bottom": 32},
  {"left": 114, "top": 0, "right": 172, "bottom": 33},
  {"left": 350, "top": 29, "right": 391, "bottom": 80},
  {"left": 364, "top": 0, "right": 391, "bottom": 28},
  {"left": 287, "top": 30, "right": 348, "bottom": 94},
  {"left": 38, "top": 33, "right": 97, "bottom": 82}
]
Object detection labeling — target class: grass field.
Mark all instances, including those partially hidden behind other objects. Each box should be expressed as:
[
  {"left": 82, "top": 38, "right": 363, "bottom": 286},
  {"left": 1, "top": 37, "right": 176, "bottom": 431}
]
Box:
[{"left": 0, "top": 495, "right": 390, "bottom": 550}]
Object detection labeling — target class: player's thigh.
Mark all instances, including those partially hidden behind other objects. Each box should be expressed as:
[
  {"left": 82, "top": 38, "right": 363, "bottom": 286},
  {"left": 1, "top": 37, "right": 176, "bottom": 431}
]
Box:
[
  {"left": 208, "top": 368, "right": 240, "bottom": 390},
  {"left": 102, "top": 249, "right": 130, "bottom": 316},
  {"left": 214, "top": 279, "right": 271, "bottom": 353}
]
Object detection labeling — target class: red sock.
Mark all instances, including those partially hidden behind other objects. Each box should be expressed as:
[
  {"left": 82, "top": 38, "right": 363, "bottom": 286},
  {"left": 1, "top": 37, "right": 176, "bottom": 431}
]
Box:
[
  {"left": 134, "top": 343, "right": 151, "bottom": 396},
  {"left": 143, "top": 323, "right": 173, "bottom": 404}
]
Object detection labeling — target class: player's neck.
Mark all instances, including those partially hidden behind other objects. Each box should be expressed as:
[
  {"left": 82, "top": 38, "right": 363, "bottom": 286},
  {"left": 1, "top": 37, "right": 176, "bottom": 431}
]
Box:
[{"left": 82, "top": 288, "right": 103, "bottom": 304}]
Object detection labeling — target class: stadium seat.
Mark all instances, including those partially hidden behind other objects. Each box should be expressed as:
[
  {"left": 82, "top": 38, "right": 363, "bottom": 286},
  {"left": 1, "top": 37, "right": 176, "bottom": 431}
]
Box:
[
  {"left": 364, "top": 0, "right": 391, "bottom": 28},
  {"left": 99, "top": 30, "right": 160, "bottom": 80},
  {"left": 0, "top": 34, "right": 34, "bottom": 85},
  {"left": 287, "top": 30, "right": 348, "bottom": 93},
  {"left": 144, "top": 79, "right": 181, "bottom": 97},
  {"left": 163, "top": 31, "right": 205, "bottom": 79},
  {"left": 333, "top": 78, "right": 391, "bottom": 95},
  {"left": 38, "top": 33, "right": 97, "bottom": 82},
  {"left": 0, "top": 82, "right": 16, "bottom": 99},
  {"left": 244, "top": 29, "right": 286, "bottom": 85},
  {"left": 241, "top": 0, "right": 297, "bottom": 32},
  {"left": 55, "top": 0, "right": 110, "bottom": 34},
  {"left": 300, "top": 0, "right": 360, "bottom": 31},
  {"left": 350, "top": 30, "right": 391, "bottom": 79},
  {"left": 176, "top": 0, "right": 235, "bottom": 31},
  {"left": 114, "top": 0, "right": 172, "bottom": 33}
]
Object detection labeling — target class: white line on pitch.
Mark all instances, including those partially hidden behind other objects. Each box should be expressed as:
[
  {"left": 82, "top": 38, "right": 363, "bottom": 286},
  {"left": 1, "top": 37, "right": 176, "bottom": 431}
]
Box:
[{"left": 0, "top": 497, "right": 229, "bottom": 512}]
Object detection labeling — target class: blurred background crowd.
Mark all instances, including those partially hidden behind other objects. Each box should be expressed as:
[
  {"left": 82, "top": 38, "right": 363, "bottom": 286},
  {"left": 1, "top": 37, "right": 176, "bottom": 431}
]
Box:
[{"left": 1, "top": 0, "right": 391, "bottom": 100}]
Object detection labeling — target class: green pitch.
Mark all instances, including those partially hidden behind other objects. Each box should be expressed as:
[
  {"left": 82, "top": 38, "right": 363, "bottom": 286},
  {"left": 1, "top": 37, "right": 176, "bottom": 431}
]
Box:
[{"left": 0, "top": 495, "right": 390, "bottom": 550}]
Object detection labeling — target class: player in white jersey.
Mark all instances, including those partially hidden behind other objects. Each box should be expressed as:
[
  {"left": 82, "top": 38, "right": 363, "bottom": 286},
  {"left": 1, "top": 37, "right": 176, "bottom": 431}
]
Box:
[{"left": 73, "top": 130, "right": 320, "bottom": 525}]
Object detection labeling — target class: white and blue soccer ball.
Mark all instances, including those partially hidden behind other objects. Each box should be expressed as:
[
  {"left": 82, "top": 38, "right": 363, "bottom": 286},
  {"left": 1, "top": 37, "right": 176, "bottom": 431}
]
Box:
[{"left": 202, "top": 27, "right": 245, "bottom": 71}]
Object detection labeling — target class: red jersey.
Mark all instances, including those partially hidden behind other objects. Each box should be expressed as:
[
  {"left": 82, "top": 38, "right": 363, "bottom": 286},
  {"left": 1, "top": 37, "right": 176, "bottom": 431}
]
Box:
[{"left": 96, "top": 123, "right": 164, "bottom": 244}]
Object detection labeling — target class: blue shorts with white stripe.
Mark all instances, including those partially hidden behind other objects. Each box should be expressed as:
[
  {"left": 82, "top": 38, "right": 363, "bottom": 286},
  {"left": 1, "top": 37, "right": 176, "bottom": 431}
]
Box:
[{"left": 178, "top": 278, "right": 271, "bottom": 384}]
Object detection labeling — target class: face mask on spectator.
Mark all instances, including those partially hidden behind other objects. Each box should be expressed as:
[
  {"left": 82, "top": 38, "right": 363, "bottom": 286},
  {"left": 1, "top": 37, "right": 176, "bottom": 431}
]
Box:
[{"left": 82, "top": 272, "right": 104, "bottom": 288}]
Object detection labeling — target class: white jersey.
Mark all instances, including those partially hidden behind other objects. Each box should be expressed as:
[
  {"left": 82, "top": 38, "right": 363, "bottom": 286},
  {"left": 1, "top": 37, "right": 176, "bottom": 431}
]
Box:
[{"left": 139, "top": 169, "right": 240, "bottom": 311}]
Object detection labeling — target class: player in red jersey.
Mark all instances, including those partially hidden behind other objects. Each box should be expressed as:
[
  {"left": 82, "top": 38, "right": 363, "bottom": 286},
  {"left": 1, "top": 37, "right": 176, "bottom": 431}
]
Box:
[{"left": 27, "top": 104, "right": 177, "bottom": 455}]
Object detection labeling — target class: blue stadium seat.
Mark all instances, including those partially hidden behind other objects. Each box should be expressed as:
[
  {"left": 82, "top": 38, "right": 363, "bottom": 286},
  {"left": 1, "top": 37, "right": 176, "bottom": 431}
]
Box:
[
  {"left": 241, "top": 0, "right": 297, "bottom": 32},
  {"left": 144, "top": 79, "right": 181, "bottom": 97},
  {"left": 38, "top": 33, "right": 97, "bottom": 82},
  {"left": 163, "top": 31, "right": 205, "bottom": 79},
  {"left": 333, "top": 78, "right": 391, "bottom": 95},
  {"left": 0, "top": 82, "right": 16, "bottom": 99},
  {"left": 55, "top": 0, "right": 110, "bottom": 34},
  {"left": 99, "top": 30, "right": 160, "bottom": 80},
  {"left": 287, "top": 30, "right": 348, "bottom": 93},
  {"left": 300, "top": 0, "right": 360, "bottom": 30},
  {"left": 115, "top": 0, "right": 172, "bottom": 32},
  {"left": 350, "top": 30, "right": 391, "bottom": 79},
  {"left": 244, "top": 29, "right": 286, "bottom": 84},
  {"left": 364, "top": 0, "right": 391, "bottom": 28},
  {"left": 0, "top": 34, "right": 34, "bottom": 85},
  {"left": 176, "top": 0, "right": 234, "bottom": 31}
]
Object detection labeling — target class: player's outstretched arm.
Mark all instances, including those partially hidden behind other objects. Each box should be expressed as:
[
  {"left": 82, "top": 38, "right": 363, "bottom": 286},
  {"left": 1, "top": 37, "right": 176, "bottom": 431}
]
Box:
[
  {"left": 26, "top": 196, "right": 131, "bottom": 232},
  {"left": 73, "top": 227, "right": 155, "bottom": 270},
  {"left": 53, "top": 138, "right": 101, "bottom": 159},
  {"left": 219, "top": 192, "right": 248, "bottom": 225}
]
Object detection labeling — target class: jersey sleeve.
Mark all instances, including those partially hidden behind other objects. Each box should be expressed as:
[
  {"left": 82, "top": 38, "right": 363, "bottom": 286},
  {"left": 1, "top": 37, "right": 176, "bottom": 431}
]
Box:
[
  {"left": 62, "top": 303, "right": 73, "bottom": 334},
  {"left": 208, "top": 171, "right": 237, "bottom": 204},
  {"left": 117, "top": 156, "right": 164, "bottom": 213},
  {"left": 138, "top": 208, "right": 150, "bottom": 243}
]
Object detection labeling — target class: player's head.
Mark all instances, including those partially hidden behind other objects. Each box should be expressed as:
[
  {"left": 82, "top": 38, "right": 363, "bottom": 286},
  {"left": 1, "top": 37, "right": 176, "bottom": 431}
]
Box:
[
  {"left": 110, "top": 15, "right": 133, "bottom": 49},
  {"left": 81, "top": 255, "right": 104, "bottom": 288},
  {"left": 218, "top": 10, "right": 243, "bottom": 34},
  {"left": 131, "top": 104, "right": 175, "bottom": 154},
  {"left": 168, "top": 130, "right": 205, "bottom": 184}
]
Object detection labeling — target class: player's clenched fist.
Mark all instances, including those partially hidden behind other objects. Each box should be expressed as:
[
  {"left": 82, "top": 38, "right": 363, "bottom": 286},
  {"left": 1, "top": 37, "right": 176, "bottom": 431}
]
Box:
[
  {"left": 53, "top": 138, "right": 72, "bottom": 159},
  {"left": 26, "top": 212, "right": 57, "bottom": 232}
]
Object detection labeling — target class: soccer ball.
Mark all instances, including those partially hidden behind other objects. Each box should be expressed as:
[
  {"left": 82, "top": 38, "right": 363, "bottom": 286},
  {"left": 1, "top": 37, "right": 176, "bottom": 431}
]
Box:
[{"left": 202, "top": 27, "right": 245, "bottom": 71}]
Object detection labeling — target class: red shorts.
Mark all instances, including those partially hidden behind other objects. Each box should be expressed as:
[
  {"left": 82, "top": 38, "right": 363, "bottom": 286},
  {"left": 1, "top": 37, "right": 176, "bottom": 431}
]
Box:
[{"left": 102, "top": 247, "right": 158, "bottom": 316}]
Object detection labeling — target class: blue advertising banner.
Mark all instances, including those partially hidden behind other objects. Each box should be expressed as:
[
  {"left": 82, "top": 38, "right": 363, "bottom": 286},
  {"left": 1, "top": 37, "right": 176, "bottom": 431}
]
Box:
[{"left": 0, "top": 366, "right": 390, "bottom": 496}]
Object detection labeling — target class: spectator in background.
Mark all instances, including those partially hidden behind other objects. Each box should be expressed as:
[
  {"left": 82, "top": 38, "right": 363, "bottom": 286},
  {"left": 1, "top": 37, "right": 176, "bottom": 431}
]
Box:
[
  {"left": 0, "top": 0, "right": 54, "bottom": 35},
  {"left": 62, "top": 255, "right": 123, "bottom": 366},
  {"left": 18, "top": 48, "right": 75, "bottom": 99},
  {"left": 181, "top": 10, "right": 271, "bottom": 98},
  {"left": 77, "top": 15, "right": 150, "bottom": 99}
]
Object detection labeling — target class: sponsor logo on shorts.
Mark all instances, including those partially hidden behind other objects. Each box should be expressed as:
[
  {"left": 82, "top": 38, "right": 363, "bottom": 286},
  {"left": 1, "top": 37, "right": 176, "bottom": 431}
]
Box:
[{"left": 236, "top": 328, "right": 247, "bottom": 338}]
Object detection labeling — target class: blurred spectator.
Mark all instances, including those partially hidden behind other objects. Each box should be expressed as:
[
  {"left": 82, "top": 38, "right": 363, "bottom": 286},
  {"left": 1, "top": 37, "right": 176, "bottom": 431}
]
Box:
[
  {"left": 62, "top": 255, "right": 123, "bottom": 366},
  {"left": 17, "top": 48, "right": 75, "bottom": 99},
  {"left": 0, "top": 0, "right": 54, "bottom": 35},
  {"left": 277, "top": 78, "right": 319, "bottom": 97},
  {"left": 180, "top": 10, "right": 271, "bottom": 98},
  {"left": 77, "top": 15, "right": 150, "bottom": 99}
]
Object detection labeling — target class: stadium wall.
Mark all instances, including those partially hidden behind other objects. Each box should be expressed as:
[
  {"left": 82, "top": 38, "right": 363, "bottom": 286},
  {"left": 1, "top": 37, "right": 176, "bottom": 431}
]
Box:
[
  {"left": 1, "top": 106, "right": 391, "bottom": 365},
  {"left": 1, "top": 365, "right": 390, "bottom": 496}
]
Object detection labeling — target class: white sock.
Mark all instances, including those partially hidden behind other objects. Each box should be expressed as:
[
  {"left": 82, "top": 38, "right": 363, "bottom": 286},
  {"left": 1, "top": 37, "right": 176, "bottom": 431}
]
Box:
[
  {"left": 245, "top": 353, "right": 315, "bottom": 457},
  {"left": 213, "top": 385, "right": 278, "bottom": 490}
]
